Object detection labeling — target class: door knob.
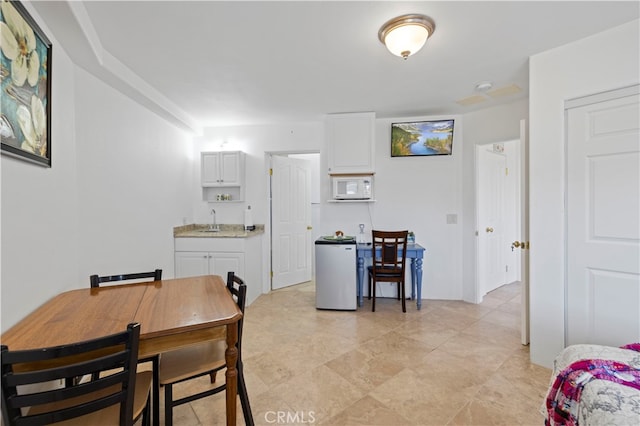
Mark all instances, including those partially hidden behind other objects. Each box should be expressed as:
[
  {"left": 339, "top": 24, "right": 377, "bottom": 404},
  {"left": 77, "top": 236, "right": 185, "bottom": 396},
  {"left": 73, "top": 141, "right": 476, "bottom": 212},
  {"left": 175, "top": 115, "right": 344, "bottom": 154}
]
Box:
[
  {"left": 486, "top": 227, "right": 494, "bottom": 233},
  {"left": 511, "top": 241, "right": 530, "bottom": 249},
  {"left": 307, "top": 226, "right": 313, "bottom": 230}
]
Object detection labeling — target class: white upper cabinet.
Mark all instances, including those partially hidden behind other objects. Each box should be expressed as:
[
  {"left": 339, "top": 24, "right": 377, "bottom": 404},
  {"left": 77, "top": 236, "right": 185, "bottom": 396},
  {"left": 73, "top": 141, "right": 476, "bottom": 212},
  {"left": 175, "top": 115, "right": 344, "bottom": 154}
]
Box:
[
  {"left": 201, "top": 151, "right": 244, "bottom": 187},
  {"left": 326, "top": 112, "right": 375, "bottom": 174},
  {"left": 201, "top": 151, "right": 245, "bottom": 202}
]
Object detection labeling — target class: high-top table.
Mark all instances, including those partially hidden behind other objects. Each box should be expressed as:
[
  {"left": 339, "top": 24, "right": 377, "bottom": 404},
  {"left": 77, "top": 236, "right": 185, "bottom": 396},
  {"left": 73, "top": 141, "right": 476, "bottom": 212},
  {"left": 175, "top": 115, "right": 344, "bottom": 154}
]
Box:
[
  {"left": 356, "top": 243, "right": 426, "bottom": 309},
  {"left": 1, "top": 275, "right": 242, "bottom": 426}
]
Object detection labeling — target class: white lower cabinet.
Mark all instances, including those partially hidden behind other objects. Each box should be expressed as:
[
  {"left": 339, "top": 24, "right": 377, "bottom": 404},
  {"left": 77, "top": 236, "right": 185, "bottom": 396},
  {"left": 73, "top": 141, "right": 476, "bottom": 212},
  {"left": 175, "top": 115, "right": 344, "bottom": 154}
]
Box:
[
  {"left": 175, "top": 251, "right": 245, "bottom": 280},
  {"left": 174, "top": 236, "right": 262, "bottom": 304}
]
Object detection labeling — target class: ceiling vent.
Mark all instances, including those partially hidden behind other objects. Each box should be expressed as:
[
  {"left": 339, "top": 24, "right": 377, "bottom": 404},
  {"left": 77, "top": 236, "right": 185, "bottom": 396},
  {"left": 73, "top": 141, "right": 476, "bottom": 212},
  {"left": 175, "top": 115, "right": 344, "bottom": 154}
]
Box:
[
  {"left": 487, "top": 84, "right": 522, "bottom": 98},
  {"left": 456, "top": 83, "right": 522, "bottom": 107},
  {"left": 455, "top": 94, "right": 488, "bottom": 106}
]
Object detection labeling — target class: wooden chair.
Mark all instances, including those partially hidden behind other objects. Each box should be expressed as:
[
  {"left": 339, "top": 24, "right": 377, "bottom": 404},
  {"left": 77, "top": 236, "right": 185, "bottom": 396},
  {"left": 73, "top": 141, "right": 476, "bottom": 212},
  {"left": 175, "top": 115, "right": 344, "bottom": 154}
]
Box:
[
  {"left": 90, "top": 269, "right": 162, "bottom": 288},
  {"left": 368, "top": 230, "right": 409, "bottom": 312},
  {"left": 158, "top": 271, "right": 254, "bottom": 426},
  {"left": 1, "top": 323, "right": 152, "bottom": 426}
]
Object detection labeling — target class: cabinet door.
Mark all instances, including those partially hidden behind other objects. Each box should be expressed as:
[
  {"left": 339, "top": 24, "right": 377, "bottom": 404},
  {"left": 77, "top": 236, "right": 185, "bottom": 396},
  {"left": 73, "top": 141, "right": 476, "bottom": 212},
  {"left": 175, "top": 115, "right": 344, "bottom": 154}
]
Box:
[
  {"left": 326, "top": 112, "right": 375, "bottom": 174},
  {"left": 209, "top": 252, "right": 245, "bottom": 281},
  {"left": 201, "top": 152, "right": 221, "bottom": 186},
  {"left": 219, "top": 152, "right": 242, "bottom": 185},
  {"left": 175, "top": 252, "right": 210, "bottom": 278}
]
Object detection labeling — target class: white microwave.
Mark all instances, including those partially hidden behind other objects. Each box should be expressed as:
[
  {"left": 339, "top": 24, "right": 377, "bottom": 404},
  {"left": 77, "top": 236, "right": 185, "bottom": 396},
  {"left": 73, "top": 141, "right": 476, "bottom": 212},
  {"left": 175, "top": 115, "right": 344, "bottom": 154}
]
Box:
[{"left": 332, "top": 176, "right": 373, "bottom": 200}]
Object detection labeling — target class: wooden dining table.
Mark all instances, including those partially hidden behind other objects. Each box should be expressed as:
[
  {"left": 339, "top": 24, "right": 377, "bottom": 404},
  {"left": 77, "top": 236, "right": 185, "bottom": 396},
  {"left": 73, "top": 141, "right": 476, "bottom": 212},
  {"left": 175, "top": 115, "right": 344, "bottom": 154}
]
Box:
[{"left": 0, "top": 275, "right": 242, "bottom": 426}]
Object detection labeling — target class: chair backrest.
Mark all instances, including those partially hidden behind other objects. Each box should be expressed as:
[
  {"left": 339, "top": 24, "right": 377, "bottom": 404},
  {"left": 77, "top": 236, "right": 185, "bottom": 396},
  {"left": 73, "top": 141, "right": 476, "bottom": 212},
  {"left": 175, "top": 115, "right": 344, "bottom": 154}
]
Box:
[
  {"left": 371, "top": 230, "right": 408, "bottom": 276},
  {"left": 1, "top": 323, "right": 141, "bottom": 426},
  {"left": 90, "top": 269, "right": 162, "bottom": 288},
  {"left": 226, "top": 271, "right": 247, "bottom": 354}
]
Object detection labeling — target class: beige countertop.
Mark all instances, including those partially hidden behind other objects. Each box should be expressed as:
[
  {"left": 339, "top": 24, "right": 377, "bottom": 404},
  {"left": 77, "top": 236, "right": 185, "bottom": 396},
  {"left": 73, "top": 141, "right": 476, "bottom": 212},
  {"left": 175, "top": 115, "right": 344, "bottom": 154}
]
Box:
[{"left": 174, "top": 224, "right": 265, "bottom": 238}]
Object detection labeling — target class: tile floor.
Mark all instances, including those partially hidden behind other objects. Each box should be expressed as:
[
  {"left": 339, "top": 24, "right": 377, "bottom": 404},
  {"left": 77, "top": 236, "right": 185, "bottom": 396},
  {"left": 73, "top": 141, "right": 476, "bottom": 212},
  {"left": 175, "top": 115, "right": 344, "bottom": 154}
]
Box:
[{"left": 161, "top": 281, "right": 552, "bottom": 425}]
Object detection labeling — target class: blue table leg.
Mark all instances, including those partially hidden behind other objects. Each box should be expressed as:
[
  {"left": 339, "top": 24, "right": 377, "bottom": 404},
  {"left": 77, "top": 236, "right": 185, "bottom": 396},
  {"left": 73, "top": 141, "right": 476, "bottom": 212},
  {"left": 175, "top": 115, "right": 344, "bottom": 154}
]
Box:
[
  {"left": 416, "top": 257, "right": 423, "bottom": 310},
  {"left": 357, "top": 256, "right": 364, "bottom": 307},
  {"left": 410, "top": 258, "right": 417, "bottom": 300}
]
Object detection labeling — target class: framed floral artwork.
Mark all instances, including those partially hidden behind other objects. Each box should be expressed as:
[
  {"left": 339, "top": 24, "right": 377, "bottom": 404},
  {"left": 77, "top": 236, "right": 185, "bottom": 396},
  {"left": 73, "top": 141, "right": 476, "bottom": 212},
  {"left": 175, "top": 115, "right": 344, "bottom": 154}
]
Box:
[{"left": 0, "top": 0, "right": 52, "bottom": 167}]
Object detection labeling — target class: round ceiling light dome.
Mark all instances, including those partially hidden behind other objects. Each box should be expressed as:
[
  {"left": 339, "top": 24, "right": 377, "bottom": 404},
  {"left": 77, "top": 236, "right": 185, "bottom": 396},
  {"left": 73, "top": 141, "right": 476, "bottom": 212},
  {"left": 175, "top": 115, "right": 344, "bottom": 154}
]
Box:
[{"left": 378, "top": 14, "right": 436, "bottom": 59}]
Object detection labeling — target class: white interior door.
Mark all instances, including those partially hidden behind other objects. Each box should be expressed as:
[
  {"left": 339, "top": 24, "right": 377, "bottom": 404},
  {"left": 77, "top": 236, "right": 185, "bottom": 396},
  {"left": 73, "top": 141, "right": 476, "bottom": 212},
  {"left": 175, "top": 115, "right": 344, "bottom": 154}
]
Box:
[
  {"left": 477, "top": 146, "right": 507, "bottom": 297},
  {"left": 271, "top": 155, "right": 312, "bottom": 290},
  {"left": 566, "top": 87, "right": 640, "bottom": 346}
]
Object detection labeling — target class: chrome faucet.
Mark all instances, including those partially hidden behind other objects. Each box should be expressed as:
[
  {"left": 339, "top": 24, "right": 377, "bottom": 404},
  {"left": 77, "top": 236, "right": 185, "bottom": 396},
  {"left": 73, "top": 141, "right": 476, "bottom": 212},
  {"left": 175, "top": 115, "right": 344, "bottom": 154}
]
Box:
[{"left": 209, "top": 209, "right": 220, "bottom": 232}]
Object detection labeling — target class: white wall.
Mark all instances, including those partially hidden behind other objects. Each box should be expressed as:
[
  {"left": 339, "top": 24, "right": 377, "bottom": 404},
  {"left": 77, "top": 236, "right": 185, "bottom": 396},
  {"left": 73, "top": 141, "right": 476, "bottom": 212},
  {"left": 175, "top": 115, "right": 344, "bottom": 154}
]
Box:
[
  {"left": 1, "top": 4, "right": 195, "bottom": 332},
  {"left": 529, "top": 19, "right": 639, "bottom": 367},
  {"left": 74, "top": 68, "right": 195, "bottom": 281},
  {"left": 369, "top": 116, "right": 464, "bottom": 300},
  {"left": 1, "top": 7, "right": 79, "bottom": 332}
]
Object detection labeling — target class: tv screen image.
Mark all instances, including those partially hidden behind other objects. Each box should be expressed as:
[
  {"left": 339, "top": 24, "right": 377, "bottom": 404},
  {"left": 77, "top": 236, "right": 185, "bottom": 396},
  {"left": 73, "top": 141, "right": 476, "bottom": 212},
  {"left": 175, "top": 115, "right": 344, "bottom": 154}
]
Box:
[{"left": 391, "top": 119, "right": 455, "bottom": 157}]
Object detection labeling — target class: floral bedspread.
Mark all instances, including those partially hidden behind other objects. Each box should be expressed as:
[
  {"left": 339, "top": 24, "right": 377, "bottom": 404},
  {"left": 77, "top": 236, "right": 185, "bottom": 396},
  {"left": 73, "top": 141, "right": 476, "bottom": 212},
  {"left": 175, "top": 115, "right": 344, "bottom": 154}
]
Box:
[{"left": 542, "top": 344, "right": 640, "bottom": 426}]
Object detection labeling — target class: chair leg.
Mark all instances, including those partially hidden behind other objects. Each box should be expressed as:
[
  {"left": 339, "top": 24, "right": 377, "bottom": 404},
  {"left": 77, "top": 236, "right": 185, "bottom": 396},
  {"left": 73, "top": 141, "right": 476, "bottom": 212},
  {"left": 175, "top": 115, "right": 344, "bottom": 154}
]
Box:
[
  {"left": 401, "top": 280, "right": 406, "bottom": 313},
  {"left": 142, "top": 390, "right": 151, "bottom": 426},
  {"left": 152, "top": 356, "right": 159, "bottom": 426},
  {"left": 238, "top": 361, "right": 254, "bottom": 426},
  {"left": 372, "top": 280, "right": 376, "bottom": 312},
  {"left": 164, "top": 383, "right": 173, "bottom": 426}
]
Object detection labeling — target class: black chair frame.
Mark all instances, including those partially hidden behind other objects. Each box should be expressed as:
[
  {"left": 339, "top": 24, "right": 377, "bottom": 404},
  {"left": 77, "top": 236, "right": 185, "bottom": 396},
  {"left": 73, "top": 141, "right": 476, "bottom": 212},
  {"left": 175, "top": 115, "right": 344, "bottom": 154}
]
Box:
[
  {"left": 88, "top": 269, "right": 162, "bottom": 425},
  {"left": 90, "top": 269, "right": 163, "bottom": 288},
  {"left": 1, "top": 323, "right": 149, "bottom": 426},
  {"left": 162, "top": 271, "right": 254, "bottom": 426}
]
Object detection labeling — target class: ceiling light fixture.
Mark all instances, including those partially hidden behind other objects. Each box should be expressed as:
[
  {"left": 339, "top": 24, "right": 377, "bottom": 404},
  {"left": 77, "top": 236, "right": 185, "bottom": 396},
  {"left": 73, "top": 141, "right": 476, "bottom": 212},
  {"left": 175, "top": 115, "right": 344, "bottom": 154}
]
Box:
[
  {"left": 378, "top": 14, "right": 436, "bottom": 60},
  {"left": 474, "top": 81, "right": 494, "bottom": 92}
]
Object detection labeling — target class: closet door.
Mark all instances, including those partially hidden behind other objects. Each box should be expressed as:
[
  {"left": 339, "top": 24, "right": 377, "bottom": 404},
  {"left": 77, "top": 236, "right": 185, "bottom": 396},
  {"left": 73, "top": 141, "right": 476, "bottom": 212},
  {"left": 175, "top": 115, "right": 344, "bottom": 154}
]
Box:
[{"left": 566, "top": 88, "right": 639, "bottom": 346}]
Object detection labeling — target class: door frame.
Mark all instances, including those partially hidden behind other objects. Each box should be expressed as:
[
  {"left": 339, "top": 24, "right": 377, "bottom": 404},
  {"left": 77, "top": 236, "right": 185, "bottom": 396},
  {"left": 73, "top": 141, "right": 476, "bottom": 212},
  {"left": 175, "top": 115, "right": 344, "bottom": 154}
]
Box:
[
  {"left": 519, "top": 119, "right": 530, "bottom": 345},
  {"left": 475, "top": 135, "right": 529, "bottom": 345}
]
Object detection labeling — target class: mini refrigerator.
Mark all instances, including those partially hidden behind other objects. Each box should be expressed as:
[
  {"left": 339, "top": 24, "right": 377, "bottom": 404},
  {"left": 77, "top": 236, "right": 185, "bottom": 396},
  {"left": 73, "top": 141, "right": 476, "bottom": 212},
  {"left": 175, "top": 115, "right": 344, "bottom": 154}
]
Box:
[{"left": 315, "top": 237, "right": 357, "bottom": 310}]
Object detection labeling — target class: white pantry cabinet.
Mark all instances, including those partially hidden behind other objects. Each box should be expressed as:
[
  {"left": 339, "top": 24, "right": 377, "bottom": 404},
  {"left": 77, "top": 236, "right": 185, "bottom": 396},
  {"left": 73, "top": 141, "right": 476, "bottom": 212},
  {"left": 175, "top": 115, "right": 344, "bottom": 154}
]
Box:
[{"left": 326, "top": 112, "right": 375, "bottom": 174}]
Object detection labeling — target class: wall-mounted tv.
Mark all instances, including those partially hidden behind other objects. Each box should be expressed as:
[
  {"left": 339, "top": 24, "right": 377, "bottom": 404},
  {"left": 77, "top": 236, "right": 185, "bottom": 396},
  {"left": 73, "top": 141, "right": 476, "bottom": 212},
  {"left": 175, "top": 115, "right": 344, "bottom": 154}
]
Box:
[{"left": 391, "top": 119, "right": 455, "bottom": 157}]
